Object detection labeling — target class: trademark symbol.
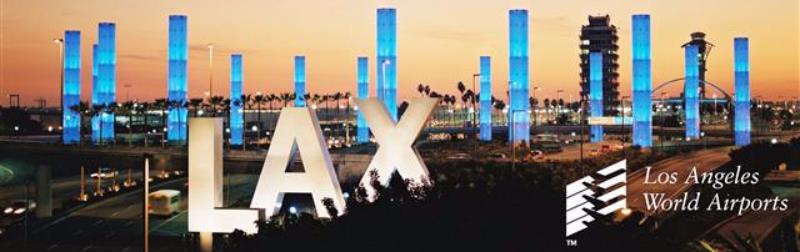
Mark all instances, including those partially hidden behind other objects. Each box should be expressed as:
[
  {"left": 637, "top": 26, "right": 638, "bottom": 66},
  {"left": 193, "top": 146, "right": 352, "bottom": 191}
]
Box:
[{"left": 566, "top": 239, "right": 578, "bottom": 247}]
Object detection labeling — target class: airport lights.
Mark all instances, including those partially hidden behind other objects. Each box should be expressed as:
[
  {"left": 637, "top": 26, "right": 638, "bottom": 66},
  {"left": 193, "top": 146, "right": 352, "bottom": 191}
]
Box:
[{"left": 78, "top": 166, "right": 88, "bottom": 201}]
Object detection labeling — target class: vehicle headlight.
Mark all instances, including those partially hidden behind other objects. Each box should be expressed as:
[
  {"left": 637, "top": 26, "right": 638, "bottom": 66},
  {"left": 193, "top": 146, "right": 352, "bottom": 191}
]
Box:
[
  {"left": 13, "top": 208, "right": 25, "bottom": 214},
  {"left": 3, "top": 208, "right": 12, "bottom": 214}
]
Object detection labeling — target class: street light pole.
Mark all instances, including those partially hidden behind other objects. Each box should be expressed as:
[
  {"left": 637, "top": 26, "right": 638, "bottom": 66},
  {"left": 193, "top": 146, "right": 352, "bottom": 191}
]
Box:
[
  {"left": 124, "top": 84, "right": 132, "bottom": 102},
  {"left": 472, "top": 73, "right": 480, "bottom": 130},
  {"left": 556, "top": 89, "right": 563, "bottom": 141},
  {"left": 621, "top": 96, "right": 630, "bottom": 158},
  {"left": 143, "top": 156, "right": 150, "bottom": 252},
  {"left": 472, "top": 73, "right": 480, "bottom": 160},
  {"left": 532, "top": 86, "right": 540, "bottom": 137},
  {"left": 208, "top": 44, "right": 214, "bottom": 99},
  {"left": 54, "top": 38, "right": 64, "bottom": 143},
  {"left": 381, "top": 60, "right": 390, "bottom": 102}
]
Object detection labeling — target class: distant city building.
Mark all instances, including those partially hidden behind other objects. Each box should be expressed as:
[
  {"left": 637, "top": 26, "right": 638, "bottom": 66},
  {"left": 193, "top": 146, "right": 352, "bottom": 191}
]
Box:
[{"left": 579, "top": 15, "right": 619, "bottom": 115}]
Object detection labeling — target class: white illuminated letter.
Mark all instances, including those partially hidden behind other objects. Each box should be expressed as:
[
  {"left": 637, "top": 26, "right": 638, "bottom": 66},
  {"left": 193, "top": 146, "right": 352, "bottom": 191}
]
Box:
[
  {"left": 188, "top": 118, "right": 262, "bottom": 234},
  {"left": 356, "top": 98, "right": 437, "bottom": 198},
  {"left": 250, "top": 107, "right": 346, "bottom": 218}
]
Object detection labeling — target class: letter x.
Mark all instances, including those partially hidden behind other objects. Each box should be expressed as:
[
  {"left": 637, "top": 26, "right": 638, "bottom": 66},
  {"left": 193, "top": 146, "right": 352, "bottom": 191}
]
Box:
[{"left": 355, "top": 98, "right": 437, "bottom": 199}]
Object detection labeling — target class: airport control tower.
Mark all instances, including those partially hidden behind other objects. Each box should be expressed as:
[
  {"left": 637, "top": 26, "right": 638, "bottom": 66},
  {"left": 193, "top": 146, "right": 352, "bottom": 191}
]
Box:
[{"left": 682, "top": 32, "right": 714, "bottom": 99}]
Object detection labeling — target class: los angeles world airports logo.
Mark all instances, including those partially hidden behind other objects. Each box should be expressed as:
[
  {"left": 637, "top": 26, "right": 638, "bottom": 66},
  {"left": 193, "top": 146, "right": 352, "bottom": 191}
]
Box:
[{"left": 565, "top": 160, "right": 627, "bottom": 240}]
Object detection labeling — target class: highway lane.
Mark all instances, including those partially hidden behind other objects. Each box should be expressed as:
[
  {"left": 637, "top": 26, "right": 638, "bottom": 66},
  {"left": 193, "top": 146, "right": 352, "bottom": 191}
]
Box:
[
  {"left": 0, "top": 172, "right": 143, "bottom": 206},
  {"left": 18, "top": 174, "right": 258, "bottom": 251}
]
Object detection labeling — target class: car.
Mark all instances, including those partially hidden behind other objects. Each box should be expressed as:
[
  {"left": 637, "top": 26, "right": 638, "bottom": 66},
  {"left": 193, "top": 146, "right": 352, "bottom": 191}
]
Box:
[
  {"left": 90, "top": 167, "right": 118, "bottom": 179},
  {"left": 447, "top": 153, "right": 471, "bottom": 160},
  {"left": 601, "top": 145, "right": 611, "bottom": 152},
  {"left": 489, "top": 152, "right": 507, "bottom": 159},
  {"left": 531, "top": 141, "right": 563, "bottom": 153},
  {"left": 149, "top": 190, "right": 181, "bottom": 216},
  {"left": 3, "top": 200, "right": 36, "bottom": 215}
]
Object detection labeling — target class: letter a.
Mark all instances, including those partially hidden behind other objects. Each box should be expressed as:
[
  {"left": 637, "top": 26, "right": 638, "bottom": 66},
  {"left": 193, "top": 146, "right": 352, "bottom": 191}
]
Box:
[
  {"left": 355, "top": 98, "right": 437, "bottom": 199},
  {"left": 188, "top": 118, "right": 262, "bottom": 234},
  {"left": 250, "top": 107, "right": 345, "bottom": 218}
]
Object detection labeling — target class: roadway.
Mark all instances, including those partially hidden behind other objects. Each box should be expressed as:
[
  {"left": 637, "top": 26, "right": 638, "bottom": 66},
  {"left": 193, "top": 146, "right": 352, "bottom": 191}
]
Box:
[{"left": 5, "top": 174, "right": 257, "bottom": 251}]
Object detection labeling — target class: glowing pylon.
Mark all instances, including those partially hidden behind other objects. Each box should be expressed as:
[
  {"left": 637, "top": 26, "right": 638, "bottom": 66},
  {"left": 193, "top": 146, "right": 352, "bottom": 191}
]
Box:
[
  {"left": 110, "top": 168, "right": 120, "bottom": 192},
  {"left": 93, "top": 167, "right": 105, "bottom": 197},
  {"left": 123, "top": 168, "right": 136, "bottom": 187},
  {"left": 78, "top": 166, "right": 88, "bottom": 201}
]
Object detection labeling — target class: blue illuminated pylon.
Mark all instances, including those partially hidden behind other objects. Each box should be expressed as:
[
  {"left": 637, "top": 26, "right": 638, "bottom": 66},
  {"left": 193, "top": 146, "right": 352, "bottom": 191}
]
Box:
[
  {"left": 684, "top": 45, "right": 700, "bottom": 139},
  {"left": 168, "top": 15, "right": 188, "bottom": 144},
  {"left": 91, "top": 43, "right": 100, "bottom": 143},
  {"left": 377, "top": 8, "right": 397, "bottom": 121},
  {"left": 230, "top": 54, "right": 243, "bottom": 146},
  {"left": 356, "top": 57, "right": 369, "bottom": 143},
  {"left": 734, "top": 37, "right": 751, "bottom": 146},
  {"left": 62, "top": 31, "right": 81, "bottom": 144},
  {"left": 294, "top": 56, "right": 306, "bottom": 107},
  {"left": 479, "top": 56, "right": 492, "bottom": 141},
  {"left": 632, "top": 14, "right": 652, "bottom": 148},
  {"left": 508, "top": 9, "right": 530, "bottom": 144},
  {"left": 93, "top": 22, "right": 116, "bottom": 144},
  {"left": 589, "top": 52, "right": 604, "bottom": 143}
]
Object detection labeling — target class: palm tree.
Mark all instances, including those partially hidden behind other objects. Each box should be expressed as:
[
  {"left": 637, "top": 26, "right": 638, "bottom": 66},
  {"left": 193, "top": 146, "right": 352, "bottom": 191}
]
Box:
[
  {"left": 189, "top": 98, "right": 204, "bottom": 117},
  {"left": 333, "top": 92, "right": 343, "bottom": 121},
  {"left": 135, "top": 102, "right": 150, "bottom": 147},
  {"left": 118, "top": 101, "right": 135, "bottom": 146},
  {"left": 280, "top": 93, "right": 291, "bottom": 108},
  {"left": 424, "top": 85, "right": 431, "bottom": 96},
  {"left": 494, "top": 100, "right": 506, "bottom": 125},
  {"left": 253, "top": 94, "right": 266, "bottom": 130},
  {"left": 153, "top": 98, "right": 168, "bottom": 147},
  {"left": 91, "top": 103, "right": 105, "bottom": 144},
  {"left": 240, "top": 94, "right": 252, "bottom": 134},
  {"left": 69, "top": 101, "right": 91, "bottom": 145},
  {"left": 417, "top": 84, "right": 425, "bottom": 97},
  {"left": 210, "top": 96, "right": 225, "bottom": 117}
]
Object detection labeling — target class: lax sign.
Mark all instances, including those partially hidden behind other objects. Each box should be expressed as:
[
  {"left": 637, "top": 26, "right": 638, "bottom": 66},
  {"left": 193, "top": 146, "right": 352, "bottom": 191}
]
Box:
[{"left": 187, "top": 98, "right": 436, "bottom": 234}]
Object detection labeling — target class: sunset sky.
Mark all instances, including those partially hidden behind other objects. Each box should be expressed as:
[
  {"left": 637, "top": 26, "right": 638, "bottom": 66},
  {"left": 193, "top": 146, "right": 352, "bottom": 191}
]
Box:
[{"left": 1, "top": 0, "right": 798, "bottom": 106}]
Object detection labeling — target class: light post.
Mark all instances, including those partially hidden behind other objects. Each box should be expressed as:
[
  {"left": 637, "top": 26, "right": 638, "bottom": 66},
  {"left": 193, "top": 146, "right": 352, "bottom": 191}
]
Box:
[
  {"left": 381, "top": 60, "right": 390, "bottom": 101},
  {"left": 472, "top": 73, "right": 480, "bottom": 130},
  {"left": 556, "top": 89, "right": 564, "bottom": 123},
  {"left": 621, "top": 95, "right": 630, "bottom": 145},
  {"left": 472, "top": 73, "right": 480, "bottom": 160},
  {"left": 579, "top": 95, "right": 586, "bottom": 163},
  {"left": 54, "top": 38, "right": 64, "bottom": 143},
  {"left": 532, "top": 86, "right": 540, "bottom": 133},
  {"left": 208, "top": 44, "right": 214, "bottom": 98},
  {"left": 712, "top": 93, "right": 718, "bottom": 118},
  {"left": 143, "top": 156, "right": 150, "bottom": 252}
]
